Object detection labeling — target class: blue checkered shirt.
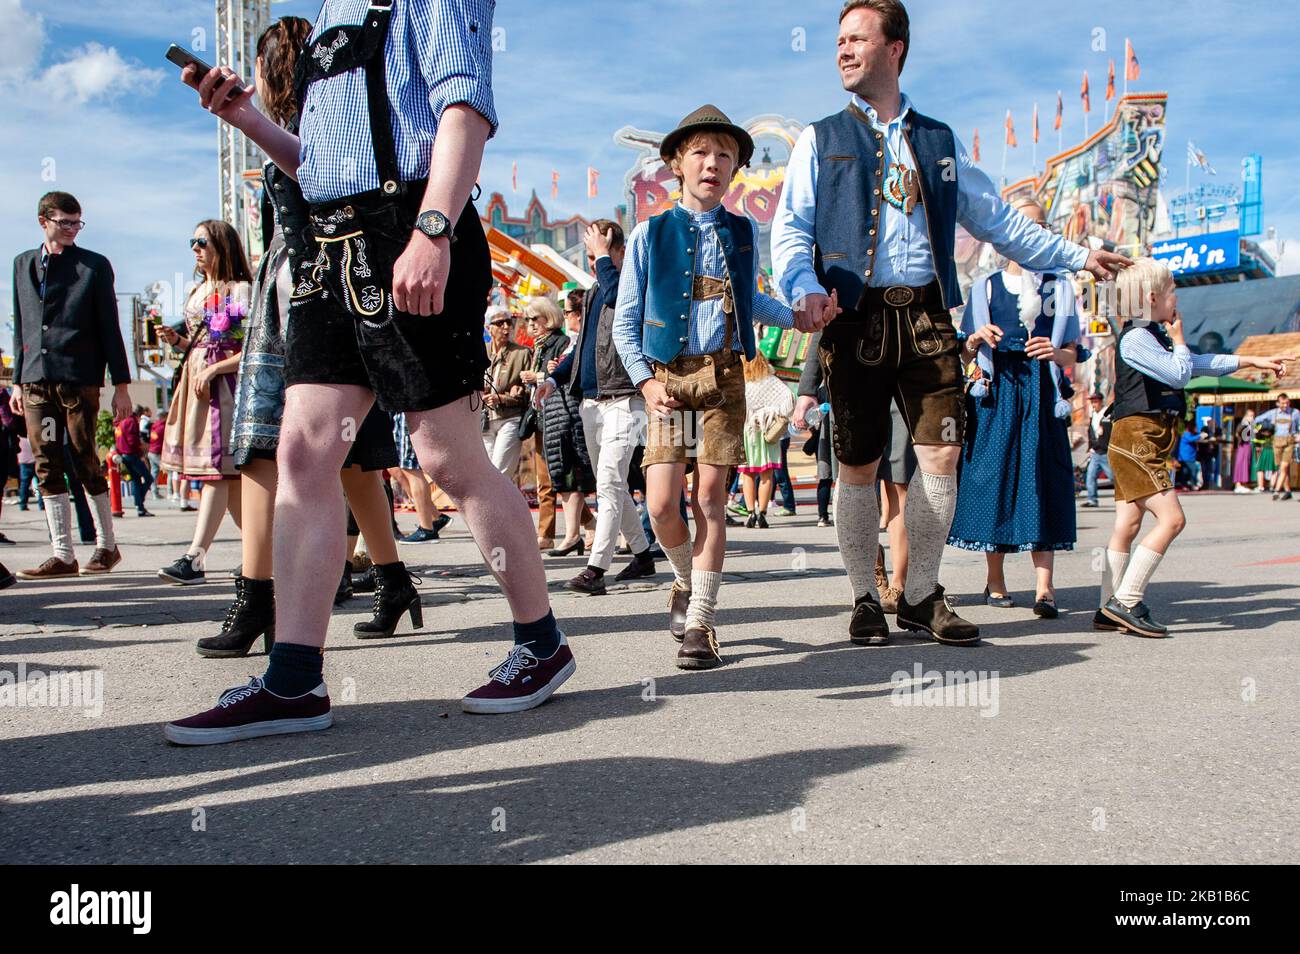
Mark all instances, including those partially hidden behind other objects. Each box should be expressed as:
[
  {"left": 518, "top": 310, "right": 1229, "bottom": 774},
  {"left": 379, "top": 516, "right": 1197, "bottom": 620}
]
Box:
[
  {"left": 613, "top": 203, "right": 795, "bottom": 387},
  {"left": 297, "top": 0, "right": 499, "bottom": 203}
]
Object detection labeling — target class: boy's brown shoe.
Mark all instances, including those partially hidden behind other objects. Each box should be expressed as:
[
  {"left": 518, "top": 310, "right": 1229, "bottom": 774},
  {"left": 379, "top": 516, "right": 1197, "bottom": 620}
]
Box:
[
  {"left": 17, "top": 556, "right": 80, "bottom": 580},
  {"left": 677, "top": 625, "right": 722, "bottom": 669},
  {"left": 82, "top": 547, "right": 123, "bottom": 575}
]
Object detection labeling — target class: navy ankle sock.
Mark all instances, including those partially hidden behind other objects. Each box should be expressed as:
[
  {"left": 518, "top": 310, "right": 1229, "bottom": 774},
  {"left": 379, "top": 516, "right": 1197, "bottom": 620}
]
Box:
[
  {"left": 263, "top": 642, "right": 325, "bottom": 697},
  {"left": 587, "top": 565, "right": 605, "bottom": 578},
  {"left": 513, "top": 610, "right": 561, "bottom": 658}
]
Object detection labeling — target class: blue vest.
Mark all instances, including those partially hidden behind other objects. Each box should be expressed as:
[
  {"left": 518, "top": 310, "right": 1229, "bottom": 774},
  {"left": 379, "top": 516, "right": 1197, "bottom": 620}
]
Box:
[
  {"left": 643, "top": 205, "right": 757, "bottom": 365},
  {"left": 811, "top": 104, "right": 961, "bottom": 311},
  {"left": 987, "top": 271, "right": 1053, "bottom": 350}
]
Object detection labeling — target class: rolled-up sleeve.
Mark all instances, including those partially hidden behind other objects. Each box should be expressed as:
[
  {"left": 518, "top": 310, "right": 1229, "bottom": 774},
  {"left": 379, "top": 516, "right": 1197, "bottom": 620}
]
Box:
[{"left": 419, "top": 0, "right": 499, "bottom": 137}]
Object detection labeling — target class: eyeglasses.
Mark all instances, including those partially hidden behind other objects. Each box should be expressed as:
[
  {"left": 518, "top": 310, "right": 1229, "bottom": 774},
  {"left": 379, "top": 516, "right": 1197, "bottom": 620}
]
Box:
[
  {"left": 47, "top": 218, "right": 85, "bottom": 231},
  {"left": 189, "top": 237, "right": 209, "bottom": 249}
]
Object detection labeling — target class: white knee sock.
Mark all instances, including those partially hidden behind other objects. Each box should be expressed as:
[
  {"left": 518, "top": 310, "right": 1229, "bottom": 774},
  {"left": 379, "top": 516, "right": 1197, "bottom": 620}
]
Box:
[
  {"left": 833, "top": 480, "right": 880, "bottom": 602},
  {"left": 903, "top": 471, "right": 957, "bottom": 604},
  {"left": 1101, "top": 548, "right": 1129, "bottom": 609},
  {"left": 89, "top": 491, "right": 116, "bottom": 550},
  {"left": 1114, "top": 545, "right": 1163, "bottom": 608},
  {"left": 685, "top": 569, "right": 722, "bottom": 631},
  {"left": 662, "top": 537, "right": 694, "bottom": 589},
  {"left": 44, "top": 493, "right": 74, "bottom": 563}
]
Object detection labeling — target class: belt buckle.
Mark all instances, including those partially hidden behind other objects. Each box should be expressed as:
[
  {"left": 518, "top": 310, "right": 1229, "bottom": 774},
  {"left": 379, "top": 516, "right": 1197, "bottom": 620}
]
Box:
[{"left": 883, "top": 286, "right": 914, "bottom": 307}]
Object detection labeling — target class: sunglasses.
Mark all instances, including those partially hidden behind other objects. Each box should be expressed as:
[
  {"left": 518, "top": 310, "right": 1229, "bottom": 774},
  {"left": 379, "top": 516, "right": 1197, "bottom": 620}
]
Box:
[
  {"left": 189, "top": 237, "right": 209, "bottom": 249},
  {"left": 488, "top": 319, "right": 512, "bottom": 328}
]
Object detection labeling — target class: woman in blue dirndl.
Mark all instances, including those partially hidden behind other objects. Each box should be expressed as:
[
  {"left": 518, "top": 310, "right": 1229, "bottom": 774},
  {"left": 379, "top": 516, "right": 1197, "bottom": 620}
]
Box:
[{"left": 948, "top": 204, "right": 1085, "bottom": 618}]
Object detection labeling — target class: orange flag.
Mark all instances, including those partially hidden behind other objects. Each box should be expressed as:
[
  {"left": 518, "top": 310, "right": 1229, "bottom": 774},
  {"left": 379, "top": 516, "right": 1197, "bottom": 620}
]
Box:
[
  {"left": 1106, "top": 59, "right": 1116, "bottom": 101},
  {"left": 1054, "top": 91, "right": 1063, "bottom": 130},
  {"left": 587, "top": 167, "right": 599, "bottom": 199},
  {"left": 1081, "top": 71, "right": 1091, "bottom": 113},
  {"left": 1005, "top": 110, "right": 1017, "bottom": 147},
  {"left": 551, "top": 171, "right": 559, "bottom": 199},
  {"left": 1125, "top": 38, "right": 1140, "bottom": 81},
  {"left": 1032, "top": 103, "right": 1039, "bottom": 144},
  {"left": 972, "top": 128, "right": 981, "bottom": 163}
]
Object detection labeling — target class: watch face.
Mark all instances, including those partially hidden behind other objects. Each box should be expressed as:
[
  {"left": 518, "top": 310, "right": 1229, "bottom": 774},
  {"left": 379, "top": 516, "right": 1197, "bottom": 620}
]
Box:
[{"left": 419, "top": 211, "right": 447, "bottom": 237}]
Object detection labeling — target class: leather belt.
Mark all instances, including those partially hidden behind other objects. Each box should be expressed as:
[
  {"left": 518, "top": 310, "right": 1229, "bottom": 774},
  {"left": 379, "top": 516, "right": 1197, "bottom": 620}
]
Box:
[
  {"left": 693, "top": 274, "right": 734, "bottom": 314},
  {"left": 861, "top": 281, "right": 941, "bottom": 309}
]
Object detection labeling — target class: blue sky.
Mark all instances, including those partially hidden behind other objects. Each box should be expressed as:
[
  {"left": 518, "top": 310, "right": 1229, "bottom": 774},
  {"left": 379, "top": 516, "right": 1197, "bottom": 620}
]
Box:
[{"left": 3, "top": 0, "right": 1298, "bottom": 357}]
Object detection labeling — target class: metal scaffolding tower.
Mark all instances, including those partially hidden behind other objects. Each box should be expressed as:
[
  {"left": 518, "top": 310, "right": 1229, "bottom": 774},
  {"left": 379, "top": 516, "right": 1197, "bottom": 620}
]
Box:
[{"left": 215, "top": 0, "right": 272, "bottom": 241}]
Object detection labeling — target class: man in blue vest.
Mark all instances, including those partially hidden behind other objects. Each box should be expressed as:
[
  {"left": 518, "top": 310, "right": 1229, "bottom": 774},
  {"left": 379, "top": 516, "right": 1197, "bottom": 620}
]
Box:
[{"left": 774, "top": 0, "right": 1132, "bottom": 646}]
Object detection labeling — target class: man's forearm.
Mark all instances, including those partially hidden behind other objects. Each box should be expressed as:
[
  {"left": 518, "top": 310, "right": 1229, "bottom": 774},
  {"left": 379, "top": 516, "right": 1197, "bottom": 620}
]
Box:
[{"left": 419, "top": 104, "right": 490, "bottom": 226}]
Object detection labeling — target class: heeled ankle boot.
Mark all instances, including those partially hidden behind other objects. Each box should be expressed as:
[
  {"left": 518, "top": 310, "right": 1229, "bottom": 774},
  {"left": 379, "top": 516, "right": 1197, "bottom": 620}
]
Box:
[
  {"left": 197, "top": 575, "right": 275, "bottom": 658},
  {"left": 353, "top": 561, "right": 422, "bottom": 639}
]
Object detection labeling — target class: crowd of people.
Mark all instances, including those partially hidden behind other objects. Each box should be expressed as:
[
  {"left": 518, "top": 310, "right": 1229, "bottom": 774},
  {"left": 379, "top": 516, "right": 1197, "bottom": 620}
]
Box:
[{"left": 1, "top": 1, "right": 1293, "bottom": 744}]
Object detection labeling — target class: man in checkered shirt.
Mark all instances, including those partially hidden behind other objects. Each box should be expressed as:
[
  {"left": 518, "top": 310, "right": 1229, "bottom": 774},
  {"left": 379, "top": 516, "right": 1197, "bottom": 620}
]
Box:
[{"left": 166, "top": 0, "right": 577, "bottom": 748}]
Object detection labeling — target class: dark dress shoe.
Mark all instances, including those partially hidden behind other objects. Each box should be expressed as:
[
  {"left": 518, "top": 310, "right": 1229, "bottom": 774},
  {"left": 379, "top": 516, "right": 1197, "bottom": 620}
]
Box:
[
  {"left": 1101, "top": 597, "right": 1169, "bottom": 638},
  {"left": 1092, "top": 609, "right": 1122, "bottom": 631},
  {"left": 1032, "top": 597, "right": 1059, "bottom": 619},
  {"left": 0, "top": 563, "right": 16, "bottom": 589},
  {"left": 613, "top": 549, "right": 656, "bottom": 582},
  {"left": 668, "top": 582, "right": 691, "bottom": 641},
  {"left": 677, "top": 625, "right": 722, "bottom": 669},
  {"left": 351, "top": 565, "right": 376, "bottom": 594},
  {"left": 646, "top": 545, "right": 665, "bottom": 560},
  {"left": 565, "top": 567, "right": 606, "bottom": 596},
  {"left": 896, "top": 586, "right": 980, "bottom": 645},
  {"left": 983, "top": 587, "right": 1014, "bottom": 608},
  {"left": 725, "top": 515, "right": 743, "bottom": 527},
  {"left": 334, "top": 563, "right": 354, "bottom": 606},
  {"left": 848, "top": 594, "right": 890, "bottom": 645}
]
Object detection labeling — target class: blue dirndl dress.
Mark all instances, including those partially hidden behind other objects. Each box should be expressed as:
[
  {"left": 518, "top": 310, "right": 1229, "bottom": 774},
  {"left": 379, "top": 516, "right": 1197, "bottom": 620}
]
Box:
[{"left": 948, "top": 272, "right": 1077, "bottom": 553}]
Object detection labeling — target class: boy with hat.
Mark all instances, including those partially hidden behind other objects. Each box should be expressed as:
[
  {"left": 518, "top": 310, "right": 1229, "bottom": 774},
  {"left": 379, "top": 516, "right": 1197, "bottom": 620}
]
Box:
[
  {"left": 612, "top": 105, "right": 818, "bottom": 669},
  {"left": 1100, "top": 258, "right": 1291, "bottom": 637}
]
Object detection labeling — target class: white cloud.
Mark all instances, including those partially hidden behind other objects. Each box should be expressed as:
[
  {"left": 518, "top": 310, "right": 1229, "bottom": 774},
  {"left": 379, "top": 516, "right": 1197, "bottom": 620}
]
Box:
[
  {"left": 37, "top": 42, "right": 164, "bottom": 104},
  {"left": 0, "top": 0, "right": 45, "bottom": 82}
]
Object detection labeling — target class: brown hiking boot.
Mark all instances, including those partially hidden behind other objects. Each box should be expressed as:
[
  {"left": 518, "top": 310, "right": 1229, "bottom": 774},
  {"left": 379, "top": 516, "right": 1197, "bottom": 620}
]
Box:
[
  {"left": 17, "top": 556, "right": 80, "bottom": 580},
  {"left": 677, "top": 625, "right": 722, "bottom": 669},
  {"left": 667, "top": 583, "right": 692, "bottom": 642},
  {"left": 82, "top": 546, "right": 123, "bottom": 575},
  {"left": 879, "top": 584, "right": 902, "bottom": 614}
]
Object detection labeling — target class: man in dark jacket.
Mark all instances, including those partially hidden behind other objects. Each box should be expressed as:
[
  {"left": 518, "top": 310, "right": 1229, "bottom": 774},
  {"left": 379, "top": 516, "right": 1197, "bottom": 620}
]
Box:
[
  {"left": 540, "top": 219, "right": 656, "bottom": 595},
  {"left": 9, "top": 191, "right": 131, "bottom": 579},
  {"left": 1083, "top": 391, "right": 1114, "bottom": 507}
]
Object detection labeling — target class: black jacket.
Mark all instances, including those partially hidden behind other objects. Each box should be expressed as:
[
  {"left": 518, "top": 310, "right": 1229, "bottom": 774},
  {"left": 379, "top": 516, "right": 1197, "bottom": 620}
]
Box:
[
  {"left": 552, "top": 257, "right": 636, "bottom": 400},
  {"left": 13, "top": 244, "right": 130, "bottom": 387}
]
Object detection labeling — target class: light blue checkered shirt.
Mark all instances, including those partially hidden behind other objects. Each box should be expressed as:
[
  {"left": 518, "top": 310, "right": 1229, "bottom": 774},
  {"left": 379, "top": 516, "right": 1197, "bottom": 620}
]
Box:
[
  {"left": 613, "top": 203, "right": 795, "bottom": 387},
  {"left": 297, "top": 0, "right": 499, "bottom": 203}
]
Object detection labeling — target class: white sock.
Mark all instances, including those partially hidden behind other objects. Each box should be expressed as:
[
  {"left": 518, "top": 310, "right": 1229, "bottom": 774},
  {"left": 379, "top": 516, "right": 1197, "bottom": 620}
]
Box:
[
  {"left": 834, "top": 480, "right": 880, "bottom": 602},
  {"left": 89, "top": 492, "right": 116, "bottom": 550},
  {"left": 44, "top": 493, "right": 74, "bottom": 563},
  {"left": 903, "top": 471, "right": 957, "bottom": 604},
  {"left": 1114, "top": 545, "right": 1163, "bottom": 608},
  {"left": 686, "top": 569, "right": 722, "bottom": 631},
  {"left": 1101, "top": 548, "right": 1129, "bottom": 609},
  {"left": 662, "top": 538, "right": 694, "bottom": 589}
]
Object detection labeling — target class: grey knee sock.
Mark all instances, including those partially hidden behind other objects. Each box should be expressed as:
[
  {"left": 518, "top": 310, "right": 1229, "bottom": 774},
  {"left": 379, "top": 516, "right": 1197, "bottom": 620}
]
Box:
[
  {"left": 89, "top": 492, "right": 116, "bottom": 550},
  {"left": 662, "top": 538, "right": 694, "bottom": 589},
  {"left": 686, "top": 569, "right": 722, "bottom": 631},
  {"left": 833, "top": 480, "right": 880, "bottom": 602},
  {"left": 903, "top": 471, "right": 957, "bottom": 604},
  {"left": 1101, "top": 548, "right": 1129, "bottom": 609},
  {"left": 44, "top": 493, "right": 74, "bottom": 563}
]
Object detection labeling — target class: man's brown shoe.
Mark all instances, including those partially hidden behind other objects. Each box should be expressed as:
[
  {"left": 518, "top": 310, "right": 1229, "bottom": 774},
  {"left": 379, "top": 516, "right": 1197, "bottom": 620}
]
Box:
[
  {"left": 677, "top": 625, "right": 722, "bottom": 669},
  {"left": 82, "top": 547, "right": 123, "bottom": 575},
  {"left": 17, "top": 556, "right": 80, "bottom": 580},
  {"left": 879, "top": 584, "right": 902, "bottom": 614},
  {"left": 668, "top": 583, "right": 691, "bottom": 642}
]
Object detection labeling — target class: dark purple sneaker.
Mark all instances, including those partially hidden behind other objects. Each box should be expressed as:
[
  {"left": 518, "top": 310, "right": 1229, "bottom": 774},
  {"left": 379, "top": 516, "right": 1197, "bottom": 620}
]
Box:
[
  {"left": 164, "top": 677, "right": 332, "bottom": 745},
  {"left": 462, "top": 636, "right": 576, "bottom": 714}
]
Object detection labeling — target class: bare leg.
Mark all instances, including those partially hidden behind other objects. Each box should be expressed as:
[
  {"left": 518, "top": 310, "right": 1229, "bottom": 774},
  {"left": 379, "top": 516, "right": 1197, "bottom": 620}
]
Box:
[
  {"left": 646, "top": 462, "right": 689, "bottom": 550},
  {"left": 757, "top": 471, "right": 773, "bottom": 513},
  {"left": 884, "top": 480, "right": 909, "bottom": 590},
  {"left": 690, "top": 463, "right": 730, "bottom": 572},
  {"left": 273, "top": 383, "right": 375, "bottom": 649},
  {"left": 559, "top": 491, "right": 584, "bottom": 545},
  {"left": 1031, "top": 549, "right": 1054, "bottom": 601},
  {"left": 1109, "top": 498, "right": 1144, "bottom": 555},
  {"left": 985, "top": 551, "right": 1009, "bottom": 598},
  {"left": 188, "top": 480, "right": 231, "bottom": 565},
  {"left": 340, "top": 465, "right": 399, "bottom": 566},
  {"left": 1132, "top": 490, "right": 1187, "bottom": 555},
  {"left": 239, "top": 459, "right": 277, "bottom": 580},
  {"left": 741, "top": 473, "right": 757, "bottom": 514},
  {"left": 400, "top": 467, "right": 434, "bottom": 530},
  {"left": 409, "top": 395, "right": 550, "bottom": 624}
]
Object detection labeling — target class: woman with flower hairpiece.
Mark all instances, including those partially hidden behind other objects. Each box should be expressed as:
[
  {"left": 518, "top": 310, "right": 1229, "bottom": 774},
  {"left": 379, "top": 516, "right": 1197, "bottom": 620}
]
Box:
[{"left": 157, "top": 218, "right": 252, "bottom": 584}]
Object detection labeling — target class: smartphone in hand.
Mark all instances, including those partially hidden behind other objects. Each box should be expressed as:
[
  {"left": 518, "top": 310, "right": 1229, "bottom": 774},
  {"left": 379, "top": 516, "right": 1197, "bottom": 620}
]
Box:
[{"left": 165, "top": 44, "right": 245, "bottom": 94}]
